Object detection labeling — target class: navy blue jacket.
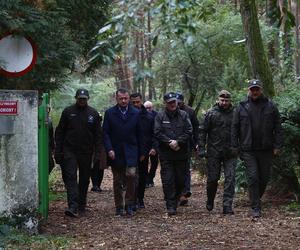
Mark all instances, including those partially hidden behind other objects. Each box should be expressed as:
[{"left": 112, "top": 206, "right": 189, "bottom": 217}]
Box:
[
  {"left": 139, "top": 105, "right": 158, "bottom": 156},
  {"left": 103, "top": 104, "right": 143, "bottom": 167}
]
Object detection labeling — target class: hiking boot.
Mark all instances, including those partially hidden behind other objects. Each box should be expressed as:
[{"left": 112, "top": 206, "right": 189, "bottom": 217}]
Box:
[
  {"left": 126, "top": 205, "right": 135, "bottom": 216},
  {"left": 138, "top": 200, "right": 145, "bottom": 209},
  {"left": 185, "top": 191, "right": 192, "bottom": 198},
  {"left": 64, "top": 207, "right": 78, "bottom": 218},
  {"left": 91, "top": 186, "right": 102, "bottom": 192},
  {"left": 251, "top": 208, "right": 261, "bottom": 218},
  {"left": 179, "top": 195, "right": 188, "bottom": 206},
  {"left": 206, "top": 200, "right": 214, "bottom": 211},
  {"left": 132, "top": 203, "right": 138, "bottom": 212},
  {"left": 115, "top": 207, "right": 125, "bottom": 217},
  {"left": 223, "top": 206, "right": 234, "bottom": 215},
  {"left": 167, "top": 208, "right": 177, "bottom": 216}
]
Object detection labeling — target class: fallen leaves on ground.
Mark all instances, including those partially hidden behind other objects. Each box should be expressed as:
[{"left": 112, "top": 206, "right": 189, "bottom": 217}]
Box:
[{"left": 42, "top": 168, "right": 300, "bottom": 249}]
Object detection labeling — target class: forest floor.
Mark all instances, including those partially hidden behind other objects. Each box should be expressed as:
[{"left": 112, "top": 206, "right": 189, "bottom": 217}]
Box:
[{"left": 41, "top": 167, "right": 300, "bottom": 250}]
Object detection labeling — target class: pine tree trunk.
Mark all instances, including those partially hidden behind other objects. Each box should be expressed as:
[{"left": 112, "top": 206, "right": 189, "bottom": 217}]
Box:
[{"left": 240, "top": 0, "right": 275, "bottom": 96}]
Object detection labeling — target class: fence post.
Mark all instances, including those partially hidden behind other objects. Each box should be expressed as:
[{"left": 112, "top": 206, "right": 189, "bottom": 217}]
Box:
[{"left": 38, "top": 93, "right": 49, "bottom": 219}]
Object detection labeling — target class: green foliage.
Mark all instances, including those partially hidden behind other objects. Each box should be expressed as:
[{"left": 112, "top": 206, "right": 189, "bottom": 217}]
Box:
[
  {"left": 152, "top": 3, "right": 251, "bottom": 109},
  {"left": 0, "top": 0, "right": 111, "bottom": 91},
  {"left": 285, "top": 201, "right": 300, "bottom": 213},
  {"left": 219, "top": 58, "right": 248, "bottom": 91},
  {"left": 50, "top": 76, "right": 116, "bottom": 126},
  {"left": 269, "top": 86, "right": 300, "bottom": 196}
]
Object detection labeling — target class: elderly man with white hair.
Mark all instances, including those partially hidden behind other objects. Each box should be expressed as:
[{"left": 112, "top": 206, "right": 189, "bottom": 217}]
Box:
[{"left": 144, "top": 100, "right": 159, "bottom": 188}]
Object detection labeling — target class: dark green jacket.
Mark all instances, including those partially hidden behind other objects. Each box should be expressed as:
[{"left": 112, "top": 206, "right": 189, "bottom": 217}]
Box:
[{"left": 199, "top": 104, "right": 235, "bottom": 158}]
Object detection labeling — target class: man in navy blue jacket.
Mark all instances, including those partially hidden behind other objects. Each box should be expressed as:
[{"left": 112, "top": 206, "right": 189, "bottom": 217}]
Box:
[
  {"left": 103, "top": 88, "right": 143, "bottom": 216},
  {"left": 130, "top": 93, "right": 157, "bottom": 209}
]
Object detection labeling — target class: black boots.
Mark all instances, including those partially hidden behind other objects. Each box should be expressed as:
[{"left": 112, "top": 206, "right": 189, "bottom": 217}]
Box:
[{"left": 206, "top": 182, "right": 217, "bottom": 211}]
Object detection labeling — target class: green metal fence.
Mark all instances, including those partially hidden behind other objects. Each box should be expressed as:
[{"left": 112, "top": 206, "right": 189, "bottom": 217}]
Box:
[{"left": 38, "top": 93, "right": 49, "bottom": 219}]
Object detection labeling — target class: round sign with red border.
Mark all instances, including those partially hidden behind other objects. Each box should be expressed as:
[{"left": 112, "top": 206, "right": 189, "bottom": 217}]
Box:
[{"left": 0, "top": 33, "right": 37, "bottom": 77}]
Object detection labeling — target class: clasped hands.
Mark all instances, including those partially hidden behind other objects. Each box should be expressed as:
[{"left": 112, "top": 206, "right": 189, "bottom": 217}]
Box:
[{"left": 169, "top": 140, "right": 180, "bottom": 151}]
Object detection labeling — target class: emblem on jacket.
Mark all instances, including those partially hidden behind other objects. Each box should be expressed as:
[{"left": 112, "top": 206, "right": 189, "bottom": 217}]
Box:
[{"left": 88, "top": 115, "right": 94, "bottom": 123}]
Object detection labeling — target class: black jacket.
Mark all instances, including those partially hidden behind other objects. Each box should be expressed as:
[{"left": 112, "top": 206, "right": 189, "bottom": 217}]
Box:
[
  {"left": 139, "top": 105, "right": 158, "bottom": 156},
  {"left": 199, "top": 104, "right": 235, "bottom": 158},
  {"left": 55, "top": 104, "right": 101, "bottom": 154},
  {"left": 231, "top": 96, "right": 283, "bottom": 152},
  {"left": 154, "top": 108, "right": 192, "bottom": 160},
  {"left": 180, "top": 104, "right": 199, "bottom": 149}
]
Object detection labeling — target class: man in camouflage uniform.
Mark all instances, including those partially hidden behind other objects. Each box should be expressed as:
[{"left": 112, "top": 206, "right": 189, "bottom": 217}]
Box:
[{"left": 199, "top": 90, "right": 237, "bottom": 215}]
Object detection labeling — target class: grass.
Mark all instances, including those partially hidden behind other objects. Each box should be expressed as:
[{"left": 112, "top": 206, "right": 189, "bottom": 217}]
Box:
[
  {"left": 285, "top": 201, "right": 300, "bottom": 213},
  {"left": 49, "top": 191, "right": 66, "bottom": 202},
  {"left": 1, "top": 229, "right": 72, "bottom": 250}
]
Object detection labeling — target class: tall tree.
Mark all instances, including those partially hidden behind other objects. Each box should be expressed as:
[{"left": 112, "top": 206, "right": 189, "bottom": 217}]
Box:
[{"left": 240, "top": 0, "right": 275, "bottom": 96}]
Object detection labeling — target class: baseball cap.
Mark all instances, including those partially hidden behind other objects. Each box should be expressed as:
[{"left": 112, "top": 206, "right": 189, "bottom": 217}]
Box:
[
  {"left": 218, "top": 90, "right": 231, "bottom": 98},
  {"left": 163, "top": 92, "right": 177, "bottom": 103},
  {"left": 248, "top": 79, "right": 262, "bottom": 89},
  {"left": 75, "top": 88, "right": 89, "bottom": 99},
  {"left": 176, "top": 93, "right": 184, "bottom": 102}
]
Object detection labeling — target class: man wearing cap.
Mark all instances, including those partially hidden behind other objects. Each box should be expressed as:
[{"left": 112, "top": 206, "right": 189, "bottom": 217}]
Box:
[
  {"left": 55, "top": 88, "right": 102, "bottom": 217},
  {"left": 176, "top": 93, "right": 200, "bottom": 205},
  {"left": 154, "top": 92, "right": 192, "bottom": 216},
  {"left": 103, "top": 88, "right": 143, "bottom": 217},
  {"left": 198, "top": 90, "right": 237, "bottom": 215},
  {"left": 231, "top": 79, "right": 283, "bottom": 218}
]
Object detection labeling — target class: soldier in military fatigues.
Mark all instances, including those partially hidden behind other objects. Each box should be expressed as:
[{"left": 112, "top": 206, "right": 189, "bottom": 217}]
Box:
[{"left": 198, "top": 90, "right": 237, "bottom": 215}]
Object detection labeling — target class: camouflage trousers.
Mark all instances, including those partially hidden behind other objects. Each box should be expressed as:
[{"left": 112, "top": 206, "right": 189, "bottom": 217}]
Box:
[{"left": 206, "top": 157, "right": 237, "bottom": 208}]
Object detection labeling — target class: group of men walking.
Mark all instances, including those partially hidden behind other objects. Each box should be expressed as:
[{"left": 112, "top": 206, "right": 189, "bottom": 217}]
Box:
[{"left": 54, "top": 79, "right": 283, "bottom": 219}]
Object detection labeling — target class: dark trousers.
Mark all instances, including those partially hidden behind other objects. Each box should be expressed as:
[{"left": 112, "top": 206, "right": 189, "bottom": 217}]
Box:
[
  {"left": 49, "top": 151, "right": 55, "bottom": 174},
  {"left": 137, "top": 156, "right": 149, "bottom": 201},
  {"left": 147, "top": 154, "right": 159, "bottom": 184},
  {"left": 160, "top": 159, "right": 189, "bottom": 209},
  {"left": 111, "top": 166, "right": 136, "bottom": 208},
  {"left": 206, "top": 157, "right": 237, "bottom": 208},
  {"left": 91, "top": 160, "right": 104, "bottom": 188},
  {"left": 61, "top": 151, "right": 92, "bottom": 210},
  {"left": 241, "top": 150, "right": 273, "bottom": 209},
  {"left": 183, "top": 159, "right": 191, "bottom": 195}
]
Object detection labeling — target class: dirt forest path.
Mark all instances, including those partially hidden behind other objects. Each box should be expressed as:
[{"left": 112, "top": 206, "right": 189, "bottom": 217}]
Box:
[{"left": 43, "top": 168, "right": 300, "bottom": 249}]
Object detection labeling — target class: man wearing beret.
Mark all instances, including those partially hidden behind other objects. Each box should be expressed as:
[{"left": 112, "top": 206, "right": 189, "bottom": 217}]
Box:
[
  {"left": 154, "top": 92, "right": 192, "bottom": 216},
  {"left": 198, "top": 90, "right": 237, "bottom": 215},
  {"left": 55, "top": 88, "right": 102, "bottom": 217},
  {"left": 231, "top": 79, "right": 283, "bottom": 218}
]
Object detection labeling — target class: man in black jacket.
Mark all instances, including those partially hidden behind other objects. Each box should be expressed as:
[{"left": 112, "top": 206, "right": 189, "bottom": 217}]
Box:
[
  {"left": 130, "top": 93, "right": 157, "bottom": 209},
  {"left": 231, "top": 79, "right": 283, "bottom": 218},
  {"left": 154, "top": 92, "right": 192, "bottom": 216},
  {"left": 176, "top": 93, "right": 199, "bottom": 205},
  {"left": 199, "top": 90, "right": 237, "bottom": 215},
  {"left": 144, "top": 101, "right": 159, "bottom": 188},
  {"left": 55, "top": 88, "right": 102, "bottom": 217}
]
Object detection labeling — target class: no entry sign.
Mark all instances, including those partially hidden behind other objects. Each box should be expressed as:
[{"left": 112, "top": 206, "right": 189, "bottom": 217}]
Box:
[{"left": 0, "top": 100, "right": 18, "bottom": 115}]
